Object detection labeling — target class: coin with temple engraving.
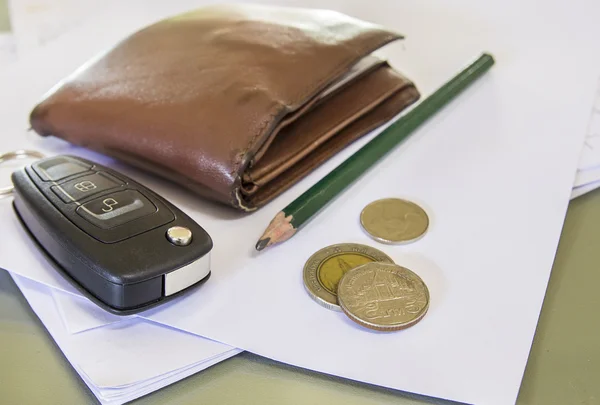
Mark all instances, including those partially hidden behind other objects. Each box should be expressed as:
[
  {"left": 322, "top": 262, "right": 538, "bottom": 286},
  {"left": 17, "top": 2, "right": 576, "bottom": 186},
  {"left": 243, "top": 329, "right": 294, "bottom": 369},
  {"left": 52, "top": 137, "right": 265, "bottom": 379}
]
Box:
[
  {"left": 337, "top": 262, "right": 429, "bottom": 331},
  {"left": 360, "top": 198, "right": 429, "bottom": 244},
  {"left": 303, "top": 243, "right": 394, "bottom": 311}
]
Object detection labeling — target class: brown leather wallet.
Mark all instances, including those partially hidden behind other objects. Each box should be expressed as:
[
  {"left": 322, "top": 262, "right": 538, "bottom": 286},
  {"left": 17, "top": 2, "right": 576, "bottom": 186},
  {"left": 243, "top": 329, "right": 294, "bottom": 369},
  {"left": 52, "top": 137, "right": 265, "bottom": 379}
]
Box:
[{"left": 29, "top": 3, "right": 420, "bottom": 211}]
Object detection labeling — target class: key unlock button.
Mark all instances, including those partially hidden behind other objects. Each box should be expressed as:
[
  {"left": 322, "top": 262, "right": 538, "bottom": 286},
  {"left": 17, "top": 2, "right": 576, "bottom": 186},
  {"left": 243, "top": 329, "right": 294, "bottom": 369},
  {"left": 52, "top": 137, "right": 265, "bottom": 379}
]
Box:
[
  {"left": 52, "top": 172, "right": 123, "bottom": 203},
  {"left": 76, "top": 190, "right": 157, "bottom": 229}
]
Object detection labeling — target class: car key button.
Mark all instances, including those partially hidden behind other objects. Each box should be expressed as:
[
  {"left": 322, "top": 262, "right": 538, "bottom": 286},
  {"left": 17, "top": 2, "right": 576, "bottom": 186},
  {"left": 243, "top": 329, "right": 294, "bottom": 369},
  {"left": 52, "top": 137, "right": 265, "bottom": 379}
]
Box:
[
  {"left": 33, "top": 156, "right": 91, "bottom": 181},
  {"left": 166, "top": 226, "right": 193, "bottom": 246},
  {"left": 52, "top": 172, "right": 123, "bottom": 203},
  {"left": 77, "top": 190, "right": 157, "bottom": 229}
]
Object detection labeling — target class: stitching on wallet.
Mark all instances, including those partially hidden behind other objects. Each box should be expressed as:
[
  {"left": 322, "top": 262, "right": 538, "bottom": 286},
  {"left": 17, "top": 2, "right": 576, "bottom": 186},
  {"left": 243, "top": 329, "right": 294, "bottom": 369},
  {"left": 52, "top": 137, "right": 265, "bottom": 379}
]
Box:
[{"left": 233, "top": 188, "right": 257, "bottom": 212}]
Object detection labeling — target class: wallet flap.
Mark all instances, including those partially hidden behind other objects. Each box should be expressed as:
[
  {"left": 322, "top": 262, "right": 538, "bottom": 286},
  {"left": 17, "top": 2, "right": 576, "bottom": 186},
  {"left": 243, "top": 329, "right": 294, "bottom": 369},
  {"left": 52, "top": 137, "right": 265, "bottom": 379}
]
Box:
[
  {"left": 248, "top": 55, "right": 388, "bottom": 165},
  {"left": 243, "top": 64, "right": 416, "bottom": 192},
  {"left": 247, "top": 87, "right": 420, "bottom": 208}
]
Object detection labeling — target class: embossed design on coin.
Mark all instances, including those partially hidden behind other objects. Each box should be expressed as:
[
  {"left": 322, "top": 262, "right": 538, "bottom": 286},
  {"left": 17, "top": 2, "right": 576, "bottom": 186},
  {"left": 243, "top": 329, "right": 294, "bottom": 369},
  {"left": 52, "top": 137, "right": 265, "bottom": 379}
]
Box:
[
  {"left": 303, "top": 243, "right": 394, "bottom": 311},
  {"left": 360, "top": 198, "right": 429, "bottom": 244},
  {"left": 337, "top": 262, "right": 429, "bottom": 331}
]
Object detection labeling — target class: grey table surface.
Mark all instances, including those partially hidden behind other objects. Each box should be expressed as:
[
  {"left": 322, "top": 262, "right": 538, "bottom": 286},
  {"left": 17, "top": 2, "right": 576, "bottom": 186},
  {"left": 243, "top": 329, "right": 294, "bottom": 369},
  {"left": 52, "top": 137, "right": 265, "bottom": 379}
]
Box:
[{"left": 0, "top": 0, "right": 9, "bottom": 33}]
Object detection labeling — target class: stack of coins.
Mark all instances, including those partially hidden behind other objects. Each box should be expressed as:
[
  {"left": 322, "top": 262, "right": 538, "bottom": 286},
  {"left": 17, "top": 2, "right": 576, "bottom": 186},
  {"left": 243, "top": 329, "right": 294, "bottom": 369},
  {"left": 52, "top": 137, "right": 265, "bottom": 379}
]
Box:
[
  {"left": 303, "top": 198, "right": 431, "bottom": 331},
  {"left": 303, "top": 243, "right": 394, "bottom": 311}
]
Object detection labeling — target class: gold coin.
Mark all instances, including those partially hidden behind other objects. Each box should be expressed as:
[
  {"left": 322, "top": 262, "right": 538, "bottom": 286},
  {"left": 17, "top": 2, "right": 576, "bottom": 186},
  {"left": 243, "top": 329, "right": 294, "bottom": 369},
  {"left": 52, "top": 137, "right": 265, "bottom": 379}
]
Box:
[
  {"left": 303, "top": 243, "right": 394, "bottom": 311},
  {"left": 337, "top": 262, "right": 429, "bottom": 331},
  {"left": 360, "top": 198, "right": 429, "bottom": 244}
]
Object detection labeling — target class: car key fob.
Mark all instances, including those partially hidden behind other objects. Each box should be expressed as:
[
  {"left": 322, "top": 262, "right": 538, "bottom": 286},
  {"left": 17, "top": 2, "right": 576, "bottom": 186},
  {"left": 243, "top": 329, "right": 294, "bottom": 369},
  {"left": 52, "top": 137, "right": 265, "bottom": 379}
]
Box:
[{"left": 11, "top": 155, "right": 212, "bottom": 315}]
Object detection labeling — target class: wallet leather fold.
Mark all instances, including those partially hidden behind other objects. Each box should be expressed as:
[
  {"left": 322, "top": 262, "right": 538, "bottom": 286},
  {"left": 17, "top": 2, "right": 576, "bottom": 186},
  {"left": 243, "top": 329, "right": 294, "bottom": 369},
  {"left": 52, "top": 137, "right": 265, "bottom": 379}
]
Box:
[{"left": 29, "top": 3, "right": 420, "bottom": 211}]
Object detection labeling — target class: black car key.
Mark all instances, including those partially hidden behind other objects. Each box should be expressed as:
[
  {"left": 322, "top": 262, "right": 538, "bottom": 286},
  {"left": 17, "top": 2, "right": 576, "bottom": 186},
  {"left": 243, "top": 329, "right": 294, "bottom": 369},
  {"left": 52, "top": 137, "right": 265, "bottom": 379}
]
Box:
[{"left": 11, "top": 155, "right": 212, "bottom": 315}]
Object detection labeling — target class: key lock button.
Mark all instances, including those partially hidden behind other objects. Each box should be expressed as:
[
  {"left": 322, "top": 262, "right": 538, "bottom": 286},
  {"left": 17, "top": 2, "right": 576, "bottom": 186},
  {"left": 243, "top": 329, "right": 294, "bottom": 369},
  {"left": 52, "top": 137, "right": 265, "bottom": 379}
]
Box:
[{"left": 52, "top": 172, "right": 124, "bottom": 203}]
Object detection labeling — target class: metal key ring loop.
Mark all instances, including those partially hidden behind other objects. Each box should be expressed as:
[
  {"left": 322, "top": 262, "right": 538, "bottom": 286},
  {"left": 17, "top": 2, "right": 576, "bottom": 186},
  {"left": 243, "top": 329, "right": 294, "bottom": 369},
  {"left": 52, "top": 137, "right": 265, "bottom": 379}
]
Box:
[{"left": 0, "top": 150, "right": 46, "bottom": 196}]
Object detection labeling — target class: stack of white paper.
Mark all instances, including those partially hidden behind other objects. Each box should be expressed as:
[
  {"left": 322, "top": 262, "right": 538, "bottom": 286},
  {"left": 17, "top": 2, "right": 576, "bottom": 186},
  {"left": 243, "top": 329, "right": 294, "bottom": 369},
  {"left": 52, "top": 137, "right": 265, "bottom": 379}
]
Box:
[
  {"left": 0, "top": 2, "right": 244, "bottom": 403},
  {"left": 572, "top": 81, "right": 600, "bottom": 199},
  {"left": 2, "top": 1, "right": 600, "bottom": 405},
  {"left": 9, "top": 274, "right": 239, "bottom": 405}
]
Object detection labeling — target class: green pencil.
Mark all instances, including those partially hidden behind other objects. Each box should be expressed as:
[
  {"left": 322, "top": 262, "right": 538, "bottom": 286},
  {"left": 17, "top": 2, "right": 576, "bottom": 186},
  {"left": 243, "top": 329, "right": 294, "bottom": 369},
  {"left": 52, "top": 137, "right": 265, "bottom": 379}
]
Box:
[{"left": 256, "top": 52, "right": 495, "bottom": 251}]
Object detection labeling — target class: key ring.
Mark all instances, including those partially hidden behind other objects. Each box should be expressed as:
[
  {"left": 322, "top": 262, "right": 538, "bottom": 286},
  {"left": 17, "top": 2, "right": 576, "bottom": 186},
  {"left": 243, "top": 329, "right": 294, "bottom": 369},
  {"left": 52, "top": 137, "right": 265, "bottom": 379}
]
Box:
[{"left": 0, "top": 150, "right": 46, "bottom": 196}]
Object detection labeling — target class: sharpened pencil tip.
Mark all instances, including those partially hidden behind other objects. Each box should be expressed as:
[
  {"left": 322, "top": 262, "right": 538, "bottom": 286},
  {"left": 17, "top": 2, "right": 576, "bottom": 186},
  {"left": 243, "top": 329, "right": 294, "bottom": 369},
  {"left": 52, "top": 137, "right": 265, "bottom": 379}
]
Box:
[{"left": 255, "top": 237, "right": 271, "bottom": 251}]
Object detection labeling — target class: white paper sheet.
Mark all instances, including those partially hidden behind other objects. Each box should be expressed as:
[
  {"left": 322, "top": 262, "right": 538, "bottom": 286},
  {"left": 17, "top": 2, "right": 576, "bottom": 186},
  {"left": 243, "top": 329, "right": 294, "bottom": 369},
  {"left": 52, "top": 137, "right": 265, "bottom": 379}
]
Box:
[
  {"left": 576, "top": 79, "right": 600, "bottom": 173},
  {"left": 574, "top": 166, "right": 600, "bottom": 188},
  {"left": 52, "top": 288, "right": 133, "bottom": 334},
  {"left": 571, "top": 180, "right": 600, "bottom": 200},
  {"left": 7, "top": 0, "right": 119, "bottom": 56},
  {"left": 1, "top": 1, "right": 599, "bottom": 405},
  {"left": 0, "top": 32, "right": 16, "bottom": 69},
  {"left": 135, "top": 3, "right": 600, "bottom": 405},
  {"left": 10, "top": 274, "right": 241, "bottom": 405},
  {"left": 571, "top": 79, "right": 600, "bottom": 197},
  {"left": 1, "top": 0, "right": 120, "bottom": 70}
]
